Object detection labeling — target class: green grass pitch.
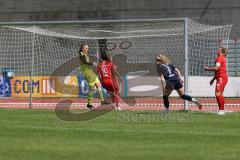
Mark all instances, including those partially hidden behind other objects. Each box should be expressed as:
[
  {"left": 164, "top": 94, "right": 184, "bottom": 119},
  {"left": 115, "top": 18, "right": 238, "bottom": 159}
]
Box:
[{"left": 0, "top": 109, "right": 240, "bottom": 160}]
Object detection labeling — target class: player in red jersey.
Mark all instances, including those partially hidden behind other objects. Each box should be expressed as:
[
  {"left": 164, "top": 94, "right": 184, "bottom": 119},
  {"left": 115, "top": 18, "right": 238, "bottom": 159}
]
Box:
[
  {"left": 204, "top": 47, "right": 228, "bottom": 115},
  {"left": 97, "top": 53, "right": 122, "bottom": 110}
]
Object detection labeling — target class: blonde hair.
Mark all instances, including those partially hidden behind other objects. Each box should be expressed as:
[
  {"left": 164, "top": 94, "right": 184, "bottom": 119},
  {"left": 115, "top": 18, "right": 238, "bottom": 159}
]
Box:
[
  {"left": 156, "top": 54, "right": 171, "bottom": 64},
  {"left": 220, "top": 47, "right": 228, "bottom": 56}
]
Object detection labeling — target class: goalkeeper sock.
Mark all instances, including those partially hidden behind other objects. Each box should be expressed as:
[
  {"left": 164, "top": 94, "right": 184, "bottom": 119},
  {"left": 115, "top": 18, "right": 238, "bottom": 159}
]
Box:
[
  {"left": 216, "top": 95, "right": 225, "bottom": 110},
  {"left": 163, "top": 95, "right": 169, "bottom": 109},
  {"left": 88, "top": 87, "right": 94, "bottom": 105},
  {"left": 181, "top": 94, "right": 192, "bottom": 101},
  {"left": 97, "top": 88, "right": 104, "bottom": 102}
]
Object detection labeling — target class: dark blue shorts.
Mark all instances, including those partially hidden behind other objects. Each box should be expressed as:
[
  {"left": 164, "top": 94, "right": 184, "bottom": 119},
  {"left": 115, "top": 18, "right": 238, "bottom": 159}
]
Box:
[{"left": 166, "top": 80, "right": 183, "bottom": 90}]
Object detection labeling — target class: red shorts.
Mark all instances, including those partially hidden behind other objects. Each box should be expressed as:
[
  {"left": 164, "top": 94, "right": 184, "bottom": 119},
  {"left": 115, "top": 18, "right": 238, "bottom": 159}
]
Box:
[
  {"left": 102, "top": 78, "right": 120, "bottom": 103},
  {"left": 215, "top": 75, "right": 228, "bottom": 92},
  {"left": 102, "top": 79, "right": 119, "bottom": 92}
]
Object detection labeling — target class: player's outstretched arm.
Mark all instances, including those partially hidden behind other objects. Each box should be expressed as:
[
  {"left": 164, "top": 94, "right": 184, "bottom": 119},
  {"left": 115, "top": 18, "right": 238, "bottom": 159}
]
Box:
[
  {"left": 112, "top": 68, "right": 122, "bottom": 81},
  {"left": 175, "top": 68, "right": 183, "bottom": 83},
  {"left": 210, "top": 77, "right": 216, "bottom": 86},
  {"left": 203, "top": 65, "right": 220, "bottom": 71},
  {"left": 159, "top": 74, "right": 166, "bottom": 93}
]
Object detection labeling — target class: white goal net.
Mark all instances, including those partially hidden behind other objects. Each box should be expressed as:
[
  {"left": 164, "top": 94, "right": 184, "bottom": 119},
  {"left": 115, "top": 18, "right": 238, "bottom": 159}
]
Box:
[{"left": 0, "top": 18, "right": 233, "bottom": 110}]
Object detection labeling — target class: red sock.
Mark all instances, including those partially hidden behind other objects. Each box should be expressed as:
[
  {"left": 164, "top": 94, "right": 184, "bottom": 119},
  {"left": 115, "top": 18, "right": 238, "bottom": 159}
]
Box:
[
  {"left": 114, "top": 93, "right": 120, "bottom": 104},
  {"left": 216, "top": 95, "right": 225, "bottom": 110}
]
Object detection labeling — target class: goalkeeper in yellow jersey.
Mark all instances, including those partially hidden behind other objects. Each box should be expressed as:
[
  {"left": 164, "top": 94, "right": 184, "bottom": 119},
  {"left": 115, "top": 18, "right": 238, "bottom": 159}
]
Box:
[{"left": 79, "top": 43, "right": 108, "bottom": 110}]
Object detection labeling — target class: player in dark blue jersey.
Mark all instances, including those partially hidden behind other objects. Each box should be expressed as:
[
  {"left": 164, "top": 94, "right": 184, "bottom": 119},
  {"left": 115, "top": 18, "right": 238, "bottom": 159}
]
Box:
[{"left": 156, "top": 54, "right": 202, "bottom": 111}]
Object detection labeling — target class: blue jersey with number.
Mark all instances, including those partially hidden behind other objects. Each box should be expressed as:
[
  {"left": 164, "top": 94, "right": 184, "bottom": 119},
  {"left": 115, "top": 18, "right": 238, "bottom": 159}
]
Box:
[{"left": 157, "top": 63, "right": 180, "bottom": 81}]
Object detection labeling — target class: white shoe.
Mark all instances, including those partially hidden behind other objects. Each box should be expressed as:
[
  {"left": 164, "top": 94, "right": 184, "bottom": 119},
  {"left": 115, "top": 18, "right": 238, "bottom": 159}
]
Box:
[
  {"left": 192, "top": 98, "right": 202, "bottom": 110},
  {"left": 165, "top": 108, "right": 170, "bottom": 113},
  {"left": 217, "top": 110, "right": 225, "bottom": 116},
  {"left": 115, "top": 107, "right": 122, "bottom": 111},
  {"left": 112, "top": 103, "right": 121, "bottom": 111}
]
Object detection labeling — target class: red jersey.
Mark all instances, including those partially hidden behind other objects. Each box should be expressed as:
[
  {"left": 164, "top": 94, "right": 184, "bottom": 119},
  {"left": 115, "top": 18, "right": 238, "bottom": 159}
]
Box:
[
  {"left": 215, "top": 55, "right": 227, "bottom": 78},
  {"left": 97, "top": 61, "right": 117, "bottom": 81}
]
